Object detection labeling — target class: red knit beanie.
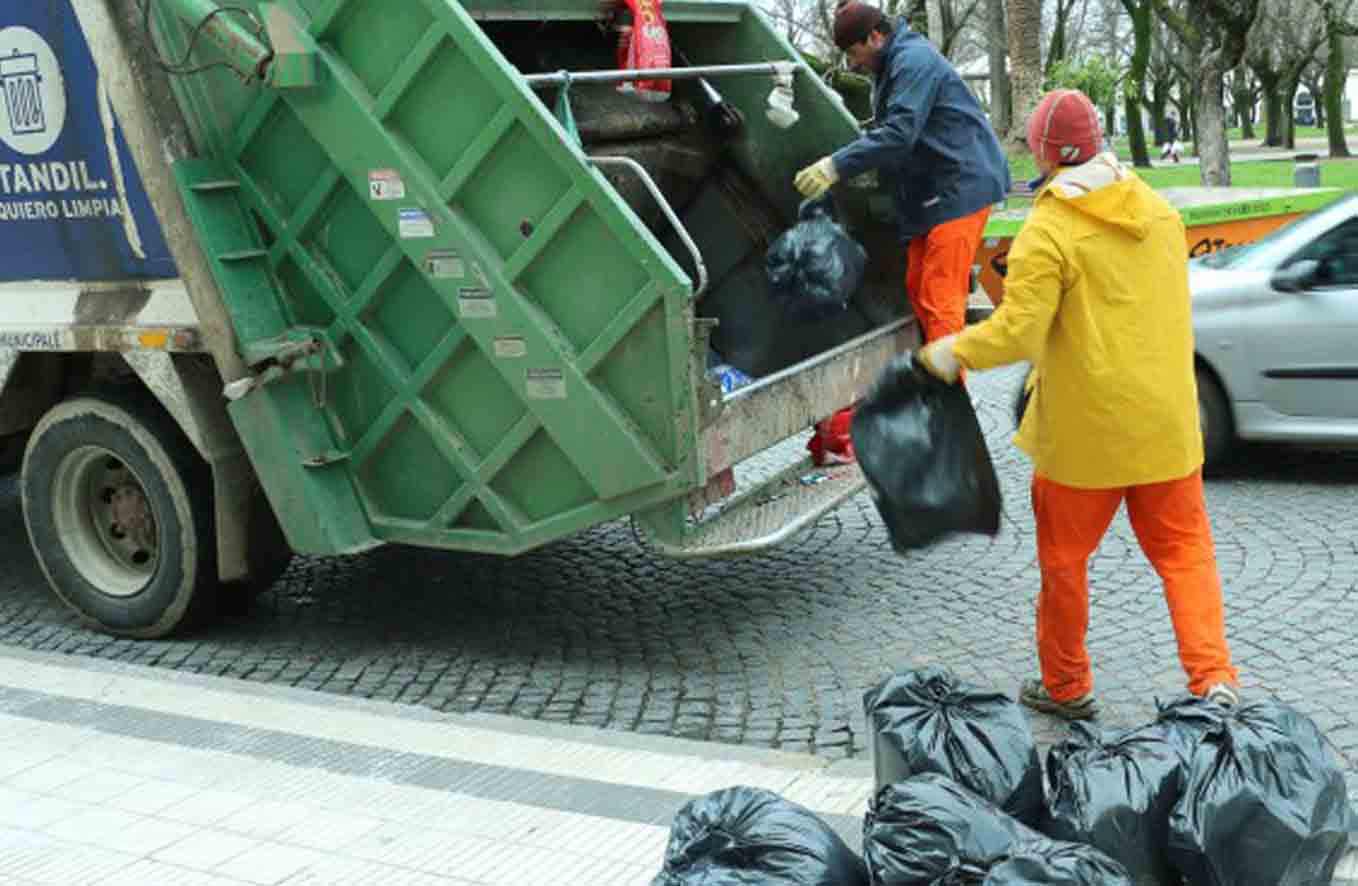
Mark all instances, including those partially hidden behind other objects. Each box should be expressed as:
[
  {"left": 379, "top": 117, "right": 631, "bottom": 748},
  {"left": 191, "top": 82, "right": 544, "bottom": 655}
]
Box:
[
  {"left": 1027, "top": 89, "right": 1103, "bottom": 167},
  {"left": 834, "top": 2, "right": 884, "bottom": 50}
]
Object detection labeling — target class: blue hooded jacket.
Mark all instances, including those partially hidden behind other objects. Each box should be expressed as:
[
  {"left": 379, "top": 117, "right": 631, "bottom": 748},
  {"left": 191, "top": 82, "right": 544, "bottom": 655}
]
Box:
[{"left": 832, "top": 26, "right": 1010, "bottom": 240}]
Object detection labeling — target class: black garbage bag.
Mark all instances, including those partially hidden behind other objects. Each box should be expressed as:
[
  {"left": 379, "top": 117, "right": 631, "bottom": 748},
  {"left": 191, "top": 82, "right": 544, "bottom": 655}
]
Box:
[
  {"left": 983, "top": 840, "right": 1134, "bottom": 885},
  {"left": 1167, "top": 699, "right": 1355, "bottom": 886},
  {"left": 864, "top": 666, "right": 1043, "bottom": 826},
  {"left": 1149, "top": 695, "right": 1230, "bottom": 763},
  {"left": 653, "top": 786, "right": 867, "bottom": 886},
  {"left": 766, "top": 195, "right": 868, "bottom": 322},
  {"left": 1041, "top": 722, "right": 1184, "bottom": 886},
  {"left": 851, "top": 354, "right": 1003, "bottom": 553},
  {"left": 864, "top": 774, "right": 1041, "bottom": 885}
]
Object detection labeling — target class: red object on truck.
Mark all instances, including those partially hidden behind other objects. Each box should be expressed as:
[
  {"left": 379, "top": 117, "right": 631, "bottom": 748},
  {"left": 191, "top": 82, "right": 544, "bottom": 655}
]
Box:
[{"left": 617, "top": 0, "right": 672, "bottom": 102}]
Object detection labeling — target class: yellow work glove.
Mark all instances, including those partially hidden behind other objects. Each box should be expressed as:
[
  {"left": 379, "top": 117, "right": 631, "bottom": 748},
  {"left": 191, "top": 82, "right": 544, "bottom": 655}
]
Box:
[
  {"left": 917, "top": 335, "right": 962, "bottom": 384},
  {"left": 794, "top": 156, "right": 839, "bottom": 198}
]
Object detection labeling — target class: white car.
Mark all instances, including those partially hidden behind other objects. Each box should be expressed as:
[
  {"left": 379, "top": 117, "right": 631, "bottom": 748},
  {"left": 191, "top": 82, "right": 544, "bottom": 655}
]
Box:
[{"left": 1190, "top": 192, "right": 1358, "bottom": 467}]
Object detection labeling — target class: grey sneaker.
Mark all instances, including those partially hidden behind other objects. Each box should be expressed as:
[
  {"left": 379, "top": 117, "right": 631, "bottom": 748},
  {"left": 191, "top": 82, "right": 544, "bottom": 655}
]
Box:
[
  {"left": 1203, "top": 683, "right": 1240, "bottom": 707},
  {"left": 1019, "top": 679, "right": 1100, "bottom": 720}
]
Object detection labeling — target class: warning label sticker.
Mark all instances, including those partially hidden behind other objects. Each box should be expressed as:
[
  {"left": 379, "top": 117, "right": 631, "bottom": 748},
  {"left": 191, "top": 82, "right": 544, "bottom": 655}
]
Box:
[
  {"left": 493, "top": 336, "right": 526, "bottom": 358},
  {"left": 398, "top": 208, "right": 434, "bottom": 239},
  {"left": 368, "top": 169, "right": 405, "bottom": 201},
  {"left": 458, "top": 287, "right": 496, "bottom": 319},
  {"left": 525, "top": 367, "right": 566, "bottom": 400},
  {"left": 425, "top": 249, "right": 465, "bottom": 279}
]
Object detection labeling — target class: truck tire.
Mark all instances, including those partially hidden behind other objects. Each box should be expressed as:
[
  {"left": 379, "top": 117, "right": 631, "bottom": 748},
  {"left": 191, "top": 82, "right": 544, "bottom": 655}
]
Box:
[
  {"left": 21, "top": 390, "right": 216, "bottom": 639},
  {"left": 1196, "top": 366, "right": 1234, "bottom": 473}
]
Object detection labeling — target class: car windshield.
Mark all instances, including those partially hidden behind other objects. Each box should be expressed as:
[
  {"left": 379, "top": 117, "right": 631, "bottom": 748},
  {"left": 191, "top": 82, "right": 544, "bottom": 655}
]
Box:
[{"left": 1196, "top": 211, "right": 1317, "bottom": 270}]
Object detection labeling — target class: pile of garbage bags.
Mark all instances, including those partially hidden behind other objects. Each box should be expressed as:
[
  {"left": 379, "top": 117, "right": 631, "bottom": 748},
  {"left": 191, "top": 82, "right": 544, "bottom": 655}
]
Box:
[{"left": 652, "top": 667, "right": 1356, "bottom": 886}]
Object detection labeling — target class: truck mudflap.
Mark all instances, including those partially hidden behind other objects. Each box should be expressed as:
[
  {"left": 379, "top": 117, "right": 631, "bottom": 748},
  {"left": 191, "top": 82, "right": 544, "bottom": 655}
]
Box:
[{"left": 637, "top": 317, "right": 918, "bottom": 557}]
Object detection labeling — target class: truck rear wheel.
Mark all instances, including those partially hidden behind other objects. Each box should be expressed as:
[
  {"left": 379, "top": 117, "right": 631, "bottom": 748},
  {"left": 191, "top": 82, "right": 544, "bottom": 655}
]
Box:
[{"left": 21, "top": 391, "right": 216, "bottom": 638}]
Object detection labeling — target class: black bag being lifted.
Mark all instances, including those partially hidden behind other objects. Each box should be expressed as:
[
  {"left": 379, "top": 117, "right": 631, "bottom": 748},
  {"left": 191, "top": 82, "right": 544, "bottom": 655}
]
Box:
[
  {"left": 863, "top": 774, "right": 1040, "bottom": 886},
  {"left": 653, "top": 786, "right": 867, "bottom": 886},
  {"left": 1041, "top": 722, "right": 1185, "bottom": 886},
  {"left": 766, "top": 195, "right": 868, "bottom": 322},
  {"left": 1167, "top": 699, "right": 1355, "bottom": 886},
  {"left": 983, "top": 840, "right": 1134, "bottom": 885},
  {"left": 864, "top": 666, "right": 1043, "bottom": 826},
  {"left": 852, "top": 355, "right": 1003, "bottom": 553}
]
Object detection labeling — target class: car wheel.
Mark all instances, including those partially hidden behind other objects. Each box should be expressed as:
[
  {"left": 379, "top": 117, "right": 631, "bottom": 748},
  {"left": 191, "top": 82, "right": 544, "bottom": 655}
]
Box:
[
  {"left": 21, "top": 390, "right": 217, "bottom": 638},
  {"left": 1196, "top": 366, "right": 1234, "bottom": 472}
]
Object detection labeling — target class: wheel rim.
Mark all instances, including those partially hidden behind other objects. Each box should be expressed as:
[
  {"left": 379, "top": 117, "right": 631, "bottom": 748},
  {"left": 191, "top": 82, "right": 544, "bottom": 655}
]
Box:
[{"left": 52, "top": 446, "right": 159, "bottom": 597}]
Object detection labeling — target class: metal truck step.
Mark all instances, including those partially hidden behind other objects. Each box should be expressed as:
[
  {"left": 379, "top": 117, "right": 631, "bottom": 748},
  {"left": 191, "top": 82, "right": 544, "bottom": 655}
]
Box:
[{"left": 645, "top": 456, "right": 864, "bottom": 558}]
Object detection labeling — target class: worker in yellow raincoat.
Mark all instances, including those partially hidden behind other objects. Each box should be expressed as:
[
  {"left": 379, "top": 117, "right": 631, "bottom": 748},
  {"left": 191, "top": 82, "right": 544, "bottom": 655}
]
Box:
[{"left": 917, "top": 89, "right": 1240, "bottom": 719}]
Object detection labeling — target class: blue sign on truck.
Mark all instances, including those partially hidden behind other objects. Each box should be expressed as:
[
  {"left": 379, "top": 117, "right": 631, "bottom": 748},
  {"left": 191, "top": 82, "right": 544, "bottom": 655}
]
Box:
[{"left": 0, "top": 1, "right": 176, "bottom": 282}]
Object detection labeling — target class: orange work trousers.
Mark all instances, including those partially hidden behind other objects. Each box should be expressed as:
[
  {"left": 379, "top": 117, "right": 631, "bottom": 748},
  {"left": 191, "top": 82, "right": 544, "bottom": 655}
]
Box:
[
  {"left": 1032, "top": 470, "right": 1239, "bottom": 702},
  {"left": 810, "top": 206, "right": 992, "bottom": 462}
]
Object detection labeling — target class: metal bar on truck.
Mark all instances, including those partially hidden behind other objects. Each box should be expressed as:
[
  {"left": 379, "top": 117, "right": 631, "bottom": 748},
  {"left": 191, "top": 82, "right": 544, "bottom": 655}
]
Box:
[
  {"left": 588, "top": 156, "right": 709, "bottom": 297},
  {"left": 525, "top": 62, "right": 798, "bottom": 88}
]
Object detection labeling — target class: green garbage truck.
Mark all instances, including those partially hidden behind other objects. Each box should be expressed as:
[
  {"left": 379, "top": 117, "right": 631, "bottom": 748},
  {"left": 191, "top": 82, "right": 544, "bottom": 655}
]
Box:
[{"left": 0, "top": 0, "right": 920, "bottom": 637}]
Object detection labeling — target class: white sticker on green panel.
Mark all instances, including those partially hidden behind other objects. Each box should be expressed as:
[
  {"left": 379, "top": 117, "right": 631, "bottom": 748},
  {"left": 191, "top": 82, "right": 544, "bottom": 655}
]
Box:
[
  {"left": 494, "top": 336, "right": 527, "bottom": 358},
  {"left": 525, "top": 367, "right": 566, "bottom": 400},
  {"left": 368, "top": 169, "right": 406, "bottom": 201},
  {"left": 458, "top": 288, "right": 496, "bottom": 319},
  {"left": 398, "top": 208, "right": 434, "bottom": 239}
]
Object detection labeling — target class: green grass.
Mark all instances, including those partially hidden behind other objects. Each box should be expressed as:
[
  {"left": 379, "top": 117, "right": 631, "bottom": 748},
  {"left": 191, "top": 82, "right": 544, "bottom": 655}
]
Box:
[{"left": 1006, "top": 155, "right": 1358, "bottom": 193}]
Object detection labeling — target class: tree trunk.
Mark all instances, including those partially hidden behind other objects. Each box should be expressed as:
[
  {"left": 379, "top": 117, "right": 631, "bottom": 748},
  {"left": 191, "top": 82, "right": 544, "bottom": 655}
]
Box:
[
  {"left": 1123, "top": 1, "right": 1154, "bottom": 166},
  {"left": 1258, "top": 74, "right": 1284, "bottom": 145},
  {"left": 1197, "top": 48, "right": 1232, "bottom": 185},
  {"left": 987, "top": 0, "right": 1012, "bottom": 135},
  {"left": 1282, "top": 76, "right": 1301, "bottom": 149},
  {"left": 1324, "top": 12, "right": 1352, "bottom": 157},
  {"left": 926, "top": 0, "right": 946, "bottom": 51},
  {"left": 1232, "top": 63, "right": 1256, "bottom": 139},
  {"left": 1005, "top": 0, "right": 1044, "bottom": 150}
]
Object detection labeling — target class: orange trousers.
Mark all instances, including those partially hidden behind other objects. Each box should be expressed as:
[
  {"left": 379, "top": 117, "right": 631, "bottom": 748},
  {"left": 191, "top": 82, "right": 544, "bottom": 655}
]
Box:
[
  {"left": 1032, "top": 470, "right": 1239, "bottom": 702},
  {"left": 810, "top": 207, "right": 991, "bottom": 462}
]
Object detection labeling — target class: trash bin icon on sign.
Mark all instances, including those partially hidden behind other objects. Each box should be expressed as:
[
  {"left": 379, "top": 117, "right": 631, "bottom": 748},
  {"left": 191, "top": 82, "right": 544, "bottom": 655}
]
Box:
[{"left": 1, "top": 49, "right": 46, "bottom": 137}]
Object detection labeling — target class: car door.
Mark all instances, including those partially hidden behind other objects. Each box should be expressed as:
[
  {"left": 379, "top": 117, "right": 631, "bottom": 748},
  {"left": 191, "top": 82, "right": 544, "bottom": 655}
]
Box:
[{"left": 1248, "top": 217, "right": 1358, "bottom": 420}]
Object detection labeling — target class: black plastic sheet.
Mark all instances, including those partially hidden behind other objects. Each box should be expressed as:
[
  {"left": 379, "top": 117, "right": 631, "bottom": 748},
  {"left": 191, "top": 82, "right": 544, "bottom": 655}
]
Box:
[
  {"left": 653, "top": 786, "right": 867, "bottom": 886},
  {"left": 851, "top": 355, "right": 1003, "bottom": 552},
  {"left": 863, "top": 774, "right": 1040, "bottom": 886},
  {"left": 1167, "top": 700, "right": 1355, "bottom": 886},
  {"left": 1041, "top": 722, "right": 1184, "bottom": 886},
  {"left": 983, "top": 840, "right": 1134, "bottom": 885},
  {"left": 766, "top": 196, "right": 868, "bottom": 322},
  {"left": 864, "top": 666, "right": 1043, "bottom": 826}
]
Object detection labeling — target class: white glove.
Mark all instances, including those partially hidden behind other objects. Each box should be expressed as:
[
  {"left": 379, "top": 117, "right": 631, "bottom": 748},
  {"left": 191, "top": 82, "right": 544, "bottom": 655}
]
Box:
[
  {"left": 794, "top": 156, "right": 839, "bottom": 198},
  {"left": 917, "top": 335, "right": 962, "bottom": 384}
]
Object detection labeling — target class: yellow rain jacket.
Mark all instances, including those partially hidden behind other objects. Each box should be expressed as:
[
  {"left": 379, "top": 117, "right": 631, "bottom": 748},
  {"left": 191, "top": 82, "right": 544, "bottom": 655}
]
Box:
[{"left": 953, "top": 153, "right": 1203, "bottom": 489}]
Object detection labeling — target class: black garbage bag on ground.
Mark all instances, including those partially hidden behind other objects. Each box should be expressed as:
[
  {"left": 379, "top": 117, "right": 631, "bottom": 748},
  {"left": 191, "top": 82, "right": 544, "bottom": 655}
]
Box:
[
  {"left": 1149, "top": 695, "right": 1231, "bottom": 763},
  {"left": 1167, "top": 699, "right": 1355, "bottom": 886},
  {"left": 653, "top": 786, "right": 867, "bottom": 886},
  {"left": 863, "top": 774, "right": 1041, "bottom": 885},
  {"left": 851, "top": 354, "right": 1003, "bottom": 553},
  {"left": 864, "top": 666, "right": 1043, "bottom": 826},
  {"left": 766, "top": 195, "right": 868, "bottom": 322},
  {"left": 983, "top": 840, "right": 1134, "bottom": 885},
  {"left": 1041, "top": 722, "right": 1185, "bottom": 886}
]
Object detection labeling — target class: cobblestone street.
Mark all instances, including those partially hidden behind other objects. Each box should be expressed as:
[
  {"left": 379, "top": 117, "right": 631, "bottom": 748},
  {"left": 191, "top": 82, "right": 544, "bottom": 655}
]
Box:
[{"left": 1, "top": 365, "right": 1356, "bottom": 775}]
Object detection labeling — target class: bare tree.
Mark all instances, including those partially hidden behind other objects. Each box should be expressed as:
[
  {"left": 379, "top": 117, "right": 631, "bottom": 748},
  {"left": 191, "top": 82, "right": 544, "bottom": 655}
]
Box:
[
  {"left": 1318, "top": 0, "right": 1358, "bottom": 157},
  {"left": 1152, "top": 0, "right": 1264, "bottom": 186},
  {"left": 1007, "top": 0, "right": 1044, "bottom": 150},
  {"left": 1044, "top": 0, "right": 1083, "bottom": 75},
  {"left": 987, "top": 0, "right": 1014, "bottom": 133},
  {"left": 1120, "top": 0, "right": 1156, "bottom": 165}
]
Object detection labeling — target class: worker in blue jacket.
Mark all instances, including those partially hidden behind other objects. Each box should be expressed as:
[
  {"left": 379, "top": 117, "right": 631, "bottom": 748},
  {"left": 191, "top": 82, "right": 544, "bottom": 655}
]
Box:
[{"left": 796, "top": 2, "right": 1010, "bottom": 464}]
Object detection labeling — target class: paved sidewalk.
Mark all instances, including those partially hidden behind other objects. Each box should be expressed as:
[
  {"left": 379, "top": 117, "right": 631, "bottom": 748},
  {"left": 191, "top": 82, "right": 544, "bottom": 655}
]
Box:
[{"left": 0, "top": 647, "right": 871, "bottom": 885}]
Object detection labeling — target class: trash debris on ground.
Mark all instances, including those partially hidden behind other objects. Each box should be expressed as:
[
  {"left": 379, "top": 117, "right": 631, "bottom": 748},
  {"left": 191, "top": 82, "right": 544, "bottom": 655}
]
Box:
[
  {"left": 1041, "top": 722, "right": 1184, "bottom": 886},
  {"left": 1167, "top": 699, "right": 1355, "bottom": 886},
  {"left": 865, "top": 666, "right": 1043, "bottom": 826},
  {"left": 766, "top": 195, "right": 868, "bottom": 322},
  {"left": 863, "top": 774, "right": 1040, "bottom": 885},
  {"left": 983, "top": 839, "right": 1134, "bottom": 885},
  {"left": 653, "top": 786, "right": 867, "bottom": 886},
  {"left": 851, "top": 354, "right": 1003, "bottom": 553}
]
